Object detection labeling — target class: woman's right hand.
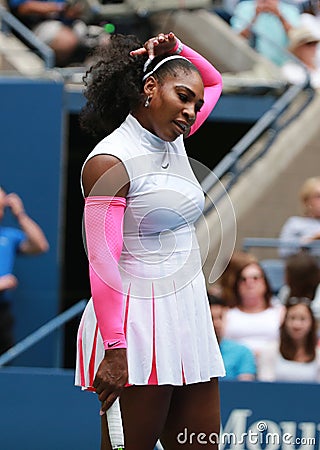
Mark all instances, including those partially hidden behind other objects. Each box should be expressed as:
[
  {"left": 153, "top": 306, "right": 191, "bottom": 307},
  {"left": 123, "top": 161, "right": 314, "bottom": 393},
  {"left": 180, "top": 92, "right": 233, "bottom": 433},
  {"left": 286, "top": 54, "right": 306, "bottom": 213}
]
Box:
[
  {"left": 130, "top": 31, "right": 178, "bottom": 60},
  {"left": 93, "top": 348, "right": 128, "bottom": 414}
]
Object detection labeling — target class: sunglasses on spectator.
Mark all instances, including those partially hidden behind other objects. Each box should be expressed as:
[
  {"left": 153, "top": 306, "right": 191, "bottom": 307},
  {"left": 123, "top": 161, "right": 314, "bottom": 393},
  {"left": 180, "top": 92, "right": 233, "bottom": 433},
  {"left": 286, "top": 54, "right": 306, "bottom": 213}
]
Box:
[
  {"left": 239, "top": 274, "right": 263, "bottom": 283},
  {"left": 286, "top": 297, "right": 312, "bottom": 306}
]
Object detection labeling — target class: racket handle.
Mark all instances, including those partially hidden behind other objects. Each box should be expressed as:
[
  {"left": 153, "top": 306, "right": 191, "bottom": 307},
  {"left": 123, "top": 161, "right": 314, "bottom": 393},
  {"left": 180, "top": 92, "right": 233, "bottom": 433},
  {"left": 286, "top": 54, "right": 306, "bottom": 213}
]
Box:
[{"left": 106, "top": 397, "right": 125, "bottom": 450}]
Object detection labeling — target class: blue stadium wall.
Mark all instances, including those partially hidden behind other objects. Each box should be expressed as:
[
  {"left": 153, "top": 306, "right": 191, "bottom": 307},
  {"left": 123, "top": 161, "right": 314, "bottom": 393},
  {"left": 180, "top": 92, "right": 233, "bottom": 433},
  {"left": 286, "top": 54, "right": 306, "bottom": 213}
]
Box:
[
  {"left": 0, "top": 367, "right": 319, "bottom": 450},
  {"left": 0, "top": 77, "right": 65, "bottom": 367}
]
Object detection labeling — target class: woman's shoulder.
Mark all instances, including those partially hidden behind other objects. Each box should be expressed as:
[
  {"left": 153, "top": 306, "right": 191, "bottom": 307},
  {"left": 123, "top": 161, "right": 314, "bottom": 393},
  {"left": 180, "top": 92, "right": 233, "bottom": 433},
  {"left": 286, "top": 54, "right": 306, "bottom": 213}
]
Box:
[
  {"left": 255, "top": 304, "right": 284, "bottom": 322},
  {"left": 225, "top": 307, "right": 242, "bottom": 317},
  {"left": 280, "top": 216, "right": 314, "bottom": 235},
  {"left": 84, "top": 116, "right": 141, "bottom": 164},
  {"left": 226, "top": 305, "right": 282, "bottom": 317},
  {"left": 260, "top": 303, "right": 285, "bottom": 322},
  {"left": 271, "top": 302, "right": 285, "bottom": 312}
]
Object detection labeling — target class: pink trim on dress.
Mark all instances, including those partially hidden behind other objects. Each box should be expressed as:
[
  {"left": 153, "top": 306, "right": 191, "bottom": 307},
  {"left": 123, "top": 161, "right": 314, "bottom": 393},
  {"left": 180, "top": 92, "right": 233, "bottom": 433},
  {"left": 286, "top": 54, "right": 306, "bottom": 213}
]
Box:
[
  {"left": 182, "top": 364, "right": 186, "bottom": 384},
  {"left": 89, "top": 323, "right": 99, "bottom": 387},
  {"left": 78, "top": 316, "right": 86, "bottom": 387},
  {"left": 124, "top": 284, "right": 131, "bottom": 337},
  {"left": 148, "top": 283, "right": 158, "bottom": 384}
]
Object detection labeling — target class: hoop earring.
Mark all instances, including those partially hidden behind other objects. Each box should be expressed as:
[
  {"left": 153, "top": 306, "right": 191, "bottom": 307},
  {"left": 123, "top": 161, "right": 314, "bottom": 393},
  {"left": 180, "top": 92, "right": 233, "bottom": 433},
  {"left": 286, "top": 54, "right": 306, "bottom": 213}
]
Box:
[{"left": 144, "top": 96, "right": 151, "bottom": 108}]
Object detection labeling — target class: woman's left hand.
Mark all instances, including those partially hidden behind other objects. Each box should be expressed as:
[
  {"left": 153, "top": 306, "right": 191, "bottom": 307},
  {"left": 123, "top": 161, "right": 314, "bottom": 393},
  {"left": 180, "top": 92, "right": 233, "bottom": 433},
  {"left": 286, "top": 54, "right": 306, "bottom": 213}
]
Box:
[{"left": 130, "top": 31, "right": 177, "bottom": 60}]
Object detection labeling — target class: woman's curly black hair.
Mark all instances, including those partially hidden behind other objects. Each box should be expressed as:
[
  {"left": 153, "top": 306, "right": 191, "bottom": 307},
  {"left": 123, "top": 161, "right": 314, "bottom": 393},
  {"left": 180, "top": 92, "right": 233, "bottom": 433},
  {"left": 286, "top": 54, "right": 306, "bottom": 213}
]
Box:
[
  {"left": 80, "top": 33, "right": 199, "bottom": 139},
  {"left": 80, "top": 34, "right": 147, "bottom": 139}
]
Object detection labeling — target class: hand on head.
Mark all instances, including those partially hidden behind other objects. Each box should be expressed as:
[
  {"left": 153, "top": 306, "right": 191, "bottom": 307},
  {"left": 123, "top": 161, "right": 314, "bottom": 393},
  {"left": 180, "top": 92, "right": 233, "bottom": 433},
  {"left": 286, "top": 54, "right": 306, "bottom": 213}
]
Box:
[{"left": 130, "top": 31, "right": 177, "bottom": 60}]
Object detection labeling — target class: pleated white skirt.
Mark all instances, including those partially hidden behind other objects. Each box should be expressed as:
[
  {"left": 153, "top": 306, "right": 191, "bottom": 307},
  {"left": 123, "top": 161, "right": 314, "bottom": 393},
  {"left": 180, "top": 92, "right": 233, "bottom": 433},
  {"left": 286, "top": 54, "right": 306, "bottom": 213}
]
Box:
[{"left": 75, "top": 235, "right": 225, "bottom": 389}]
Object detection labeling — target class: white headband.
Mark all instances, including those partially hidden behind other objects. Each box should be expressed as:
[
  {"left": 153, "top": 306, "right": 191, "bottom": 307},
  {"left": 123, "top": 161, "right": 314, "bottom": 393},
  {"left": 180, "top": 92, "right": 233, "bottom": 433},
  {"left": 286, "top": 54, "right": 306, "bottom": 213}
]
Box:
[{"left": 142, "top": 55, "right": 189, "bottom": 81}]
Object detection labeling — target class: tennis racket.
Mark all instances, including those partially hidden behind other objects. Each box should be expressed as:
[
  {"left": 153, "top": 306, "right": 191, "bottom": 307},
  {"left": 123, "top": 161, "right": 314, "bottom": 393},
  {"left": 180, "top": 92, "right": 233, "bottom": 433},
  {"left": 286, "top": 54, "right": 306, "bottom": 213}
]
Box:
[
  {"left": 107, "top": 398, "right": 163, "bottom": 450},
  {"left": 107, "top": 397, "right": 125, "bottom": 450}
]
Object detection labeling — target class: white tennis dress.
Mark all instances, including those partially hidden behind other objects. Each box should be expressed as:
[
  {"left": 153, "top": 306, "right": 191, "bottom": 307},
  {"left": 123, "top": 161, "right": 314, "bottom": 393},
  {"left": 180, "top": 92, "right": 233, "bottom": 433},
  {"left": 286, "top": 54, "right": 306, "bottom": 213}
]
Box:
[{"left": 75, "top": 114, "right": 225, "bottom": 388}]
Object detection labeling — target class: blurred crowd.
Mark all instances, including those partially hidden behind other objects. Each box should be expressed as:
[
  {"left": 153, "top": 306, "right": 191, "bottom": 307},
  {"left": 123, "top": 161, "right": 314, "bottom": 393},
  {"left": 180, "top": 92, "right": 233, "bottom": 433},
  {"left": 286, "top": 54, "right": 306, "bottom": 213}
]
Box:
[
  {"left": 208, "top": 175, "right": 320, "bottom": 383},
  {"left": 3, "top": 0, "right": 320, "bottom": 88},
  {"left": 214, "top": 0, "right": 320, "bottom": 89}
]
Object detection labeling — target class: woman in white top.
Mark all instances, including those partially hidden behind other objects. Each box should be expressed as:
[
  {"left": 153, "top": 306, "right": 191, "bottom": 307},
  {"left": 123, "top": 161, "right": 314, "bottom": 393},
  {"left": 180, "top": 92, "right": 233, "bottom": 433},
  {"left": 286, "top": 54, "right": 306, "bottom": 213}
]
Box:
[
  {"left": 224, "top": 262, "right": 284, "bottom": 356},
  {"left": 257, "top": 297, "right": 320, "bottom": 382},
  {"left": 74, "top": 31, "right": 225, "bottom": 449}
]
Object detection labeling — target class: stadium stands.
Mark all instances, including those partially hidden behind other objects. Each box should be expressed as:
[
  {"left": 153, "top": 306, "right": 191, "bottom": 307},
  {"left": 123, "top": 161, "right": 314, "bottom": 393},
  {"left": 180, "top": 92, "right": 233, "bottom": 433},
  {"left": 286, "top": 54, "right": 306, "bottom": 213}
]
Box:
[{"left": 1, "top": 4, "right": 320, "bottom": 448}]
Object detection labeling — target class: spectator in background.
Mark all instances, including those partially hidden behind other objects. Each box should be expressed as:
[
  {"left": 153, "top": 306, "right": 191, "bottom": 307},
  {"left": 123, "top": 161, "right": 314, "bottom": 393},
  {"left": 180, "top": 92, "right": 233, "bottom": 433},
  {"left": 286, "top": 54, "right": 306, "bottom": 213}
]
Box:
[
  {"left": 212, "top": 0, "right": 240, "bottom": 24},
  {"left": 281, "top": 26, "right": 320, "bottom": 88},
  {"left": 209, "top": 294, "right": 256, "bottom": 380},
  {"left": 257, "top": 297, "right": 320, "bottom": 382},
  {"left": 300, "top": 0, "right": 320, "bottom": 67},
  {"left": 278, "top": 176, "right": 320, "bottom": 258},
  {"left": 230, "top": 0, "right": 301, "bottom": 66},
  {"left": 218, "top": 250, "right": 258, "bottom": 307},
  {"left": 0, "top": 186, "right": 49, "bottom": 354},
  {"left": 300, "top": 10, "right": 320, "bottom": 31},
  {"left": 223, "top": 261, "right": 284, "bottom": 357},
  {"left": 7, "top": 0, "right": 107, "bottom": 66},
  {"left": 278, "top": 251, "right": 320, "bottom": 320}
]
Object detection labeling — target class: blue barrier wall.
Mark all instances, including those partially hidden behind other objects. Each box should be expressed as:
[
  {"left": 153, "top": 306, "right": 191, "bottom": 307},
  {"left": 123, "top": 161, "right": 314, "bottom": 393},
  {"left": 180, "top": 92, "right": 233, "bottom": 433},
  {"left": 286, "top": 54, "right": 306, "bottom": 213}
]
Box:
[
  {"left": 0, "top": 368, "right": 319, "bottom": 450},
  {"left": 219, "top": 380, "right": 319, "bottom": 450},
  {"left": 0, "top": 77, "right": 65, "bottom": 367}
]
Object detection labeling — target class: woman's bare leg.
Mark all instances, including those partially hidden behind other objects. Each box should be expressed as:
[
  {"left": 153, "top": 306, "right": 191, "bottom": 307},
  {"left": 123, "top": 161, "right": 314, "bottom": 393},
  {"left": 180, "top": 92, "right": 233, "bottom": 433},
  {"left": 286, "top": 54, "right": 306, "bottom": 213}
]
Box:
[
  {"left": 161, "top": 378, "right": 221, "bottom": 449},
  {"left": 100, "top": 385, "right": 174, "bottom": 450}
]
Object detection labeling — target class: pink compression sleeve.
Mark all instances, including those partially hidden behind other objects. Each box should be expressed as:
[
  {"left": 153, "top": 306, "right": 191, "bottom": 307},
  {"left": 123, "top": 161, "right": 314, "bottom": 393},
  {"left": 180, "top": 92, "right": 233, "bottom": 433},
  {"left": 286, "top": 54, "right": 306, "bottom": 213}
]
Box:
[
  {"left": 172, "top": 40, "right": 223, "bottom": 136},
  {"left": 84, "top": 196, "right": 127, "bottom": 350}
]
